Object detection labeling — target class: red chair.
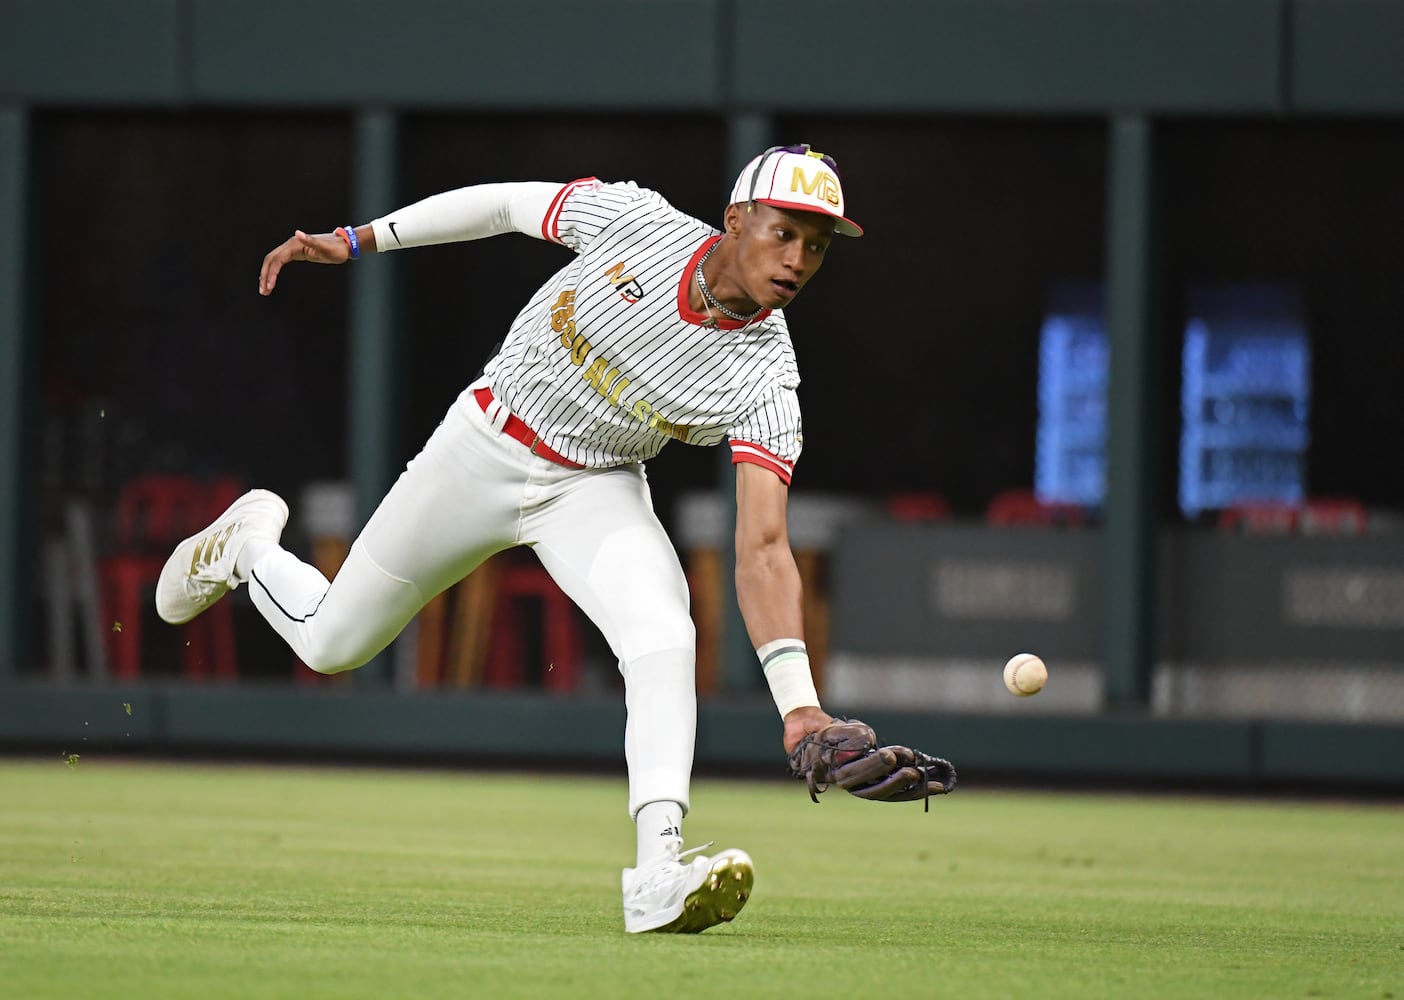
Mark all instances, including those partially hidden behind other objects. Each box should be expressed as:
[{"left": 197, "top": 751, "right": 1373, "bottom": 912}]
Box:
[
  {"left": 985, "top": 489, "right": 1088, "bottom": 527},
  {"left": 1217, "top": 503, "right": 1299, "bottom": 534},
  {"left": 480, "top": 551, "right": 583, "bottom": 693},
  {"left": 1299, "top": 497, "right": 1368, "bottom": 535},
  {"left": 886, "top": 492, "right": 952, "bottom": 522},
  {"left": 99, "top": 474, "right": 243, "bottom": 680}
]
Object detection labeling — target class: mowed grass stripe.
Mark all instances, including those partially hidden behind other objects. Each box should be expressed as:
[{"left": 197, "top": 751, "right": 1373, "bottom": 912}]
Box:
[{"left": 0, "top": 760, "right": 1399, "bottom": 999}]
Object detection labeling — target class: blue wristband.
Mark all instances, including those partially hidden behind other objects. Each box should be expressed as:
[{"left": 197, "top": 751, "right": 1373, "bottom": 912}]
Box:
[{"left": 336, "top": 226, "right": 360, "bottom": 260}]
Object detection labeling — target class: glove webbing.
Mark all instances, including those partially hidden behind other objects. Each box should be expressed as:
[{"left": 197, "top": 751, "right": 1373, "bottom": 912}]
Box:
[{"left": 797, "top": 746, "right": 937, "bottom": 812}]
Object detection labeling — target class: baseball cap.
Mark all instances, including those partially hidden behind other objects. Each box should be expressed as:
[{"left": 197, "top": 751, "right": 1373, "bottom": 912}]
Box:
[{"left": 729, "top": 143, "right": 863, "bottom": 237}]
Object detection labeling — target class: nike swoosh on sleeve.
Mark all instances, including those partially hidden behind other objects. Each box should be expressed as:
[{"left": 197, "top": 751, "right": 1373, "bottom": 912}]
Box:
[{"left": 388, "top": 221, "right": 401, "bottom": 245}]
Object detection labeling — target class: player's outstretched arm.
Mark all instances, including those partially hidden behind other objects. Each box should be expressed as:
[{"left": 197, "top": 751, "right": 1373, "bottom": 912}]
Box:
[
  {"left": 258, "top": 225, "right": 378, "bottom": 296},
  {"left": 733, "top": 463, "right": 833, "bottom": 753},
  {"left": 258, "top": 183, "right": 563, "bottom": 296},
  {"left": 733, "top": 463, "right": 803, "bottom": 643}
]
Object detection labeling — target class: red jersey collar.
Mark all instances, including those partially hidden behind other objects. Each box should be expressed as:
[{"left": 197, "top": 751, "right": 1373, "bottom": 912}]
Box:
[{"left": 676, "top": 236, "right": 772, "bottom": 330}]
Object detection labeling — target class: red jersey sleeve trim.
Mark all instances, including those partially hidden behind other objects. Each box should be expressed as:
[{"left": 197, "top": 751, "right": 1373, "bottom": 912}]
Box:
[
  {"left": 541, "top": 177, "right": 598, "bottom": 244},
  {"left": 730, "top": 439, "right": 794, "bottom": 485}
]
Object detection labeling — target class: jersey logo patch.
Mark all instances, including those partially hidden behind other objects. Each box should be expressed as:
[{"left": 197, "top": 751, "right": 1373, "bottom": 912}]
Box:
[{"left": 603, "top": 261, "right": 644, "bottom": 304}]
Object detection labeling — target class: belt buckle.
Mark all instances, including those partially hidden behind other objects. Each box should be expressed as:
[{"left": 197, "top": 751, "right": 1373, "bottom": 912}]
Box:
[{"left": 529, "top": 434, "right": 544, "bottom": 458}]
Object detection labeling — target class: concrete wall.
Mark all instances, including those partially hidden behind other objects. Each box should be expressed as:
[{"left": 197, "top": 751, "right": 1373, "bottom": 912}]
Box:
[{"left": 4, "top": 681, "right": 1402, "bottom": 786}]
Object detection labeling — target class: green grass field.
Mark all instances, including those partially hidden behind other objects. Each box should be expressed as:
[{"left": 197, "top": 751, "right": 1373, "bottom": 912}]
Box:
[{"left": 1, "top": 758, "right": 1400, "bottom": 999}]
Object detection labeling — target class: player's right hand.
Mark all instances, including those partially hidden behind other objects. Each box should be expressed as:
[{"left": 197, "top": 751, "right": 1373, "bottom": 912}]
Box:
[{"left": 259, "top": 230, "right": 350, "bottom": 296}]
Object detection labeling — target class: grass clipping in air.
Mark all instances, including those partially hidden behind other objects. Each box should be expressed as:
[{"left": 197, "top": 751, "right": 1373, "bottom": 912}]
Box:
[{"left": 1, "top": 760, "right": 1400, "bottom": 1000}]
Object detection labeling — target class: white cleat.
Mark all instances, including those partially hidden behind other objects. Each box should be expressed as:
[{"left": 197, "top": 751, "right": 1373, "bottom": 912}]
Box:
[
  {"left": 622, "top": 844, "right": 754, "bottom": 934},
  {"left": 155, "top": 489, "right": 289, "bottom": 625}
]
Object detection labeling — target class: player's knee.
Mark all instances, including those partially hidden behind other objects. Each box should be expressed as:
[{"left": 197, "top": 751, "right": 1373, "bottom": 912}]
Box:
[
  {"left": 618, "top": 610, "right": 695, "bottom": 663},
  {"left": 300, "top": 652, "right": 359, "bottom": 675},
  {"left": 298, "top": 634, "right": 377, "bottom": 675},
  {"left": 656, "top": 612, "right": 696, "bottom": 653},
  {"left": 302, "top": 656, "right": 357, "bottom": 675}
]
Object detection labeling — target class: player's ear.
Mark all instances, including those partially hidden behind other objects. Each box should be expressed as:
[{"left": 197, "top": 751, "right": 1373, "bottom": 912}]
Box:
[{"left": 723, "top": 203, "right": 745, "bottom": 235}]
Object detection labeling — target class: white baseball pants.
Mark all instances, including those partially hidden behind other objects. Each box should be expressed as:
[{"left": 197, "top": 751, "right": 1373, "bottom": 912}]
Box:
[{"left": 246, "top": 383, "right": 697, "bottom": 817}]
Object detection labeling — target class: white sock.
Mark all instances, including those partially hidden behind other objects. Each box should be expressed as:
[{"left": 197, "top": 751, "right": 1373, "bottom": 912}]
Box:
[
  {"left": 234, "top": 537, "right": 275, "bottom": 582},
  {"left": 635, "top": 801, "right": 684, "bottom": 867}
]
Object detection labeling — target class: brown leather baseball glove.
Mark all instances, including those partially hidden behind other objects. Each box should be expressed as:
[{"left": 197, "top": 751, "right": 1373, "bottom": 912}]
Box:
[{"left": 786, "top": 718, "right": 957, "bottom": 811}]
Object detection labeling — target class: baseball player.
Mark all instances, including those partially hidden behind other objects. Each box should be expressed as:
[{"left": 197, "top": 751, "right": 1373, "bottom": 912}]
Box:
[{"left": 157, "top": 144, "right": 861, "bottom": 933}]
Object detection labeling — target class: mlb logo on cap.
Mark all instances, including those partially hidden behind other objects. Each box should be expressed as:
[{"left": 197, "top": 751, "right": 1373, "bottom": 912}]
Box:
[{"left": 730, "top": 144, "right": 863, "bottom": 237}]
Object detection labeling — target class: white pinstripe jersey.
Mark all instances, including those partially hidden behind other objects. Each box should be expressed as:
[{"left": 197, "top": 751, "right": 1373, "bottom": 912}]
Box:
[{"left": 481, "top": 179, "right": 803, "bottom": 483}]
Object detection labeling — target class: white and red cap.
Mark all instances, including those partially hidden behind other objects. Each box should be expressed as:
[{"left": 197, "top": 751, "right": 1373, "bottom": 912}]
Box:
[{"left": 729, "top": 143, "right": 863, "bottom": 237}]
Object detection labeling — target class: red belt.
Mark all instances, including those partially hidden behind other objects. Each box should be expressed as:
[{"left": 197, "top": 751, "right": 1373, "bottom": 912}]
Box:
[{"left": 473, "top": 386, "right": 584, "bottom": 469}]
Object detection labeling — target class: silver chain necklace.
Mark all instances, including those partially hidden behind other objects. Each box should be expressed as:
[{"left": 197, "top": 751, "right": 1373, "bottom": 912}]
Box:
[{"left": 695, "top": 242, "right": 763, "bottom": 323}]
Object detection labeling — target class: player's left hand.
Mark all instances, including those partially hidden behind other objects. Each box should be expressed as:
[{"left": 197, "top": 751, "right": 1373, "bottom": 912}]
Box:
[
  {"left": 786, "top": 717, "right": 957, "bottom": 810},
  {"left": 259, "top": 229, "right": 352, "bottom": 296},
  {"left": 782, "top": 705, "right": 834, "bottom": 756}
]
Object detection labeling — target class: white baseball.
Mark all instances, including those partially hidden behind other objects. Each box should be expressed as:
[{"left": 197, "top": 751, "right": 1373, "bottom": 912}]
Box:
[{"left": 1003, "top": 653, "right": 1047, "bottom": 696}]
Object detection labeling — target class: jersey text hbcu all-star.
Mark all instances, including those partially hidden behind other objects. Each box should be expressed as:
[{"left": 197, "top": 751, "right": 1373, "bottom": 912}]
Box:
[{"left": 482, "top": 179, "right": 803, "bottom": 483}]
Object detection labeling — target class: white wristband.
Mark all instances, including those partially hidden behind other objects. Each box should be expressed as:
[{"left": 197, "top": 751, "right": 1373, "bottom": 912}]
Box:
[{"left": 757, "top": 638, "right": 821, "bottom": 718}]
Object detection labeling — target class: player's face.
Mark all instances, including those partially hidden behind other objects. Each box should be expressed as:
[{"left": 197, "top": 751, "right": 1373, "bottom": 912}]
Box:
[{"left": 726, "top": 202, "right": 833, "bottom": 309}]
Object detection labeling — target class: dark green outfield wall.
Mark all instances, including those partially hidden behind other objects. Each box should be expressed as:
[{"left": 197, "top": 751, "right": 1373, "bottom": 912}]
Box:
[
  {"left": 3, "top": 682, "right": 1402, "bottom": 788},
  {"left": 4, "top": 0, "right": 1404, "bottom": 113}
]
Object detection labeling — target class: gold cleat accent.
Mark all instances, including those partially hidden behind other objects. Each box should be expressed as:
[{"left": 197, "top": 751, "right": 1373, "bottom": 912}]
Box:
[
  {"left": 155, "top": 489, "right": 289, "bottom": 625},
  {"left": 651, "top": 849, "right": 754, "bottom": 934}
]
